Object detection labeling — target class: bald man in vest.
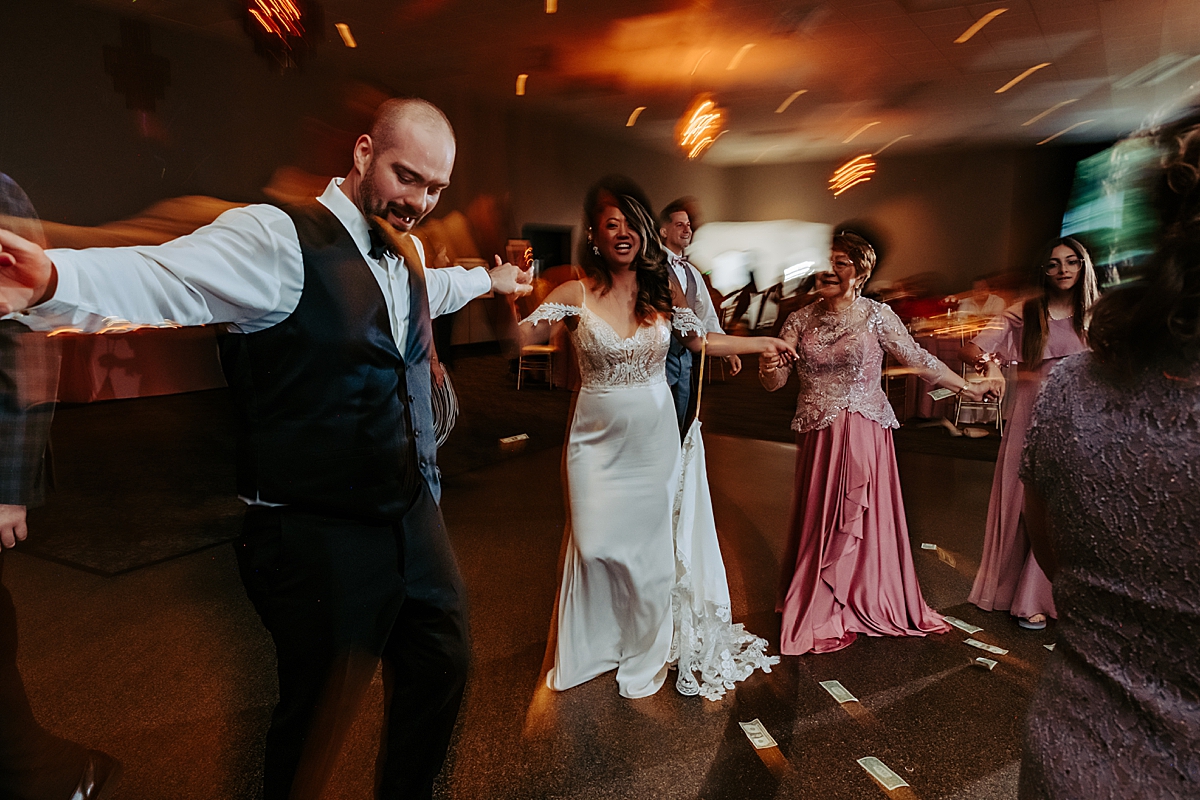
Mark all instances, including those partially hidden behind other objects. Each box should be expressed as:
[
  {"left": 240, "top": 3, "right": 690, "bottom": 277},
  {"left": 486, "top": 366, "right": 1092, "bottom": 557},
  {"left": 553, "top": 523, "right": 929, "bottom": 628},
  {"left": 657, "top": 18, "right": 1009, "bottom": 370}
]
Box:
[
  {"left": 0, "top": 98, "right": 532, "bottom": 800},
  {"left": 659, "top": 199, "right": 740, "bottom": 435}
]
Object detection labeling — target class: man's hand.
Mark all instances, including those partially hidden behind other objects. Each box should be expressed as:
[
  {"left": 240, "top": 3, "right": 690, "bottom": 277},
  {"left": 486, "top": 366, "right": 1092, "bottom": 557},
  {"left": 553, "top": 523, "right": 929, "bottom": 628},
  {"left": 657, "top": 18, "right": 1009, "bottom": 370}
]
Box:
[
  {"left": 489, "top": 256, "right": 533, "bottom": 297},
  {"left": 725, "top": 354, "right": 742, "bottom": 376},
  {"left": 0, "top": 504, "right": 28, "bottom": 549},
  {"left": 0, "top": 229, "right": 56, "bottom": 316}
]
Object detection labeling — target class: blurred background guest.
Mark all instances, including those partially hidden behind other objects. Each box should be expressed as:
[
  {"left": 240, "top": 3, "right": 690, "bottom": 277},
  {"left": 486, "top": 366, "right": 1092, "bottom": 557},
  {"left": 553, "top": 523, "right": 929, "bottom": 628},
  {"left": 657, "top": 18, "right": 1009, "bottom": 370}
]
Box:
[
  {"left": 964, "top": 236, "right": 1099, "bottom": 630},
  {"left": 760, "top": 232, "right": 1000, "bottom": 655},
  {"left": 0, "top": 172, "right": 121, "bottom": 800},
  {"left": 953, "top": 276, "right": 1007, "bottom": 318},
  {"left": 658, "top": 197, "right": 740, "bottom": 435},
  {"left": 1018, "top": 104, "right": 1200, "bottom": 800}
]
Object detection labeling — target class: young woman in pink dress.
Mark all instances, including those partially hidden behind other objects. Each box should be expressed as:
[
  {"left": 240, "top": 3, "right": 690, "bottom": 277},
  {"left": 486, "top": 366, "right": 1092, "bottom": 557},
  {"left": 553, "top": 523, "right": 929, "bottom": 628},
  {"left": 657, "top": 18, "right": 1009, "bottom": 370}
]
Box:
[
  {"left": 963, "top": 237, "right": 1099, "bottom": 630},
  {"left": 760, "top": 233, "right": 1002, "bottom": 656}
]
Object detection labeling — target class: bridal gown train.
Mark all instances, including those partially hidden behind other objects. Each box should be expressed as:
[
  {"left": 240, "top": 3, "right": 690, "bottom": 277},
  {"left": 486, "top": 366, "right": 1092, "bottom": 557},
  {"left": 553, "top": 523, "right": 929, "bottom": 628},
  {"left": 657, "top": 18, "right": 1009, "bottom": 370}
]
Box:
[{"left": 524, "top": 287, "right": 777, "bottom": 700}]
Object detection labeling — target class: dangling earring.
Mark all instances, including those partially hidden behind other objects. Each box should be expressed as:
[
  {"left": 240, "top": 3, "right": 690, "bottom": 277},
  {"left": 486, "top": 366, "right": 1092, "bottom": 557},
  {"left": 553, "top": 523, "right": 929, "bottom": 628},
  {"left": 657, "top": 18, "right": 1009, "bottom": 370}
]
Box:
[{"left": 587, "top": 232, "right": 600, "bottom": 257}]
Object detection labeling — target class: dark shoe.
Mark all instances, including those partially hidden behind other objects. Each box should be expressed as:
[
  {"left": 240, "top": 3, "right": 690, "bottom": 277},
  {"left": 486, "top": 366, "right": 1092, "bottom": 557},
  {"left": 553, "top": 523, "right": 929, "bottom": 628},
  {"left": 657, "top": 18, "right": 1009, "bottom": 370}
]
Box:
[{"left": 69, "top": 750, "right": 123, "bottom": 800}]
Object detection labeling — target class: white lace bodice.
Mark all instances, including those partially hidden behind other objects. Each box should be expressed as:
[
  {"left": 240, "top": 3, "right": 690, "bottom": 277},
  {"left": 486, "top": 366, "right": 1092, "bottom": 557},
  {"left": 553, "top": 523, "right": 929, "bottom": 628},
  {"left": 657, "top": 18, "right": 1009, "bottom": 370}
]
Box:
[{"left": 523, "top": 299, "right": 705, "bottom": 390}]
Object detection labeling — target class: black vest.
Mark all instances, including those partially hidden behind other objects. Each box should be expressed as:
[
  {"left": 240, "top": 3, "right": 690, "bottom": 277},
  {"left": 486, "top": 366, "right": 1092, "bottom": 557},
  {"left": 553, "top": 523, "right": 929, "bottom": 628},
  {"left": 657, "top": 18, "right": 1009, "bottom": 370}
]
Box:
[{"left": 218, "top": 201, "right": 440, "bottom": 522}]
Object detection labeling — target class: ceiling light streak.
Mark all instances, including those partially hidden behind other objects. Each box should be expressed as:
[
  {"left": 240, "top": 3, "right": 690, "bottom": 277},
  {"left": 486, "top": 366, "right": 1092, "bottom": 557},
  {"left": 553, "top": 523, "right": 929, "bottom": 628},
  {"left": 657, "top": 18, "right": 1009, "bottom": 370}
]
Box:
[
  {"left": 830, "top": 154, "right": 876, "bottom": 196},
  {"left": 727, "top": 44, "right": 756, "bottom": 71},
  {"left": 545, "top": 0, "right": 557, "bottom": 12},
  {"left": 1037, "top": 119, "right": 1095, "bottom": 145},
  {"left": 626, "top": 106, "right": 646, "bottom": 127},
  {"left": 1022, "top": 99, "right": 1077, "bottom": 127},
  {"left": 676, "top": 94, "right": 725, "bottom": 160},
  {"left": 775, "top": 90, "right": 807, "bottom": 114},
  {"left": 995, "top": 62, "right": 1050, "bottom": 93},
  {"left": 515, "top": 74, "right": 528, "bottom": 96},
  {"left": 753, "top": 145, "right": 779, "bottom": 163},
  {"left": 871, "top": 134, "right": 911, "bottom": 155},
  {"left": 691, "top": 50, "right": 710, "bottom": 76},
  {"left": 955, "top": 8, "right": 1007, "bottom": 44},
  {"left": 334, "top": 23, "right": 357, "bottom": 48},
  {"left": 843, "top": 121, "right": 880, "bottom": 144}
]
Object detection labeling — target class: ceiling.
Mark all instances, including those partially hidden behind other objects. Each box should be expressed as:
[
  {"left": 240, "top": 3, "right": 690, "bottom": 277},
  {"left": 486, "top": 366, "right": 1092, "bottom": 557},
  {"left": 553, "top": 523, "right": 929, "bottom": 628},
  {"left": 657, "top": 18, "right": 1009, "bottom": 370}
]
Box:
[{"left": 79, "top": 0, "right": 1200, "bottom": 165}]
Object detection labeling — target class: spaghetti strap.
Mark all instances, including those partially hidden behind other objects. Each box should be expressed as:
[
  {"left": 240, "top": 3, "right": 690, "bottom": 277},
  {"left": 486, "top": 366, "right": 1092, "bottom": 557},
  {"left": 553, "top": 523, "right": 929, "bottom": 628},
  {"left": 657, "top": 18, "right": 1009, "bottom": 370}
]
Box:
[{"left": 579, "top": 279, "right": 587, "bottom": 309}]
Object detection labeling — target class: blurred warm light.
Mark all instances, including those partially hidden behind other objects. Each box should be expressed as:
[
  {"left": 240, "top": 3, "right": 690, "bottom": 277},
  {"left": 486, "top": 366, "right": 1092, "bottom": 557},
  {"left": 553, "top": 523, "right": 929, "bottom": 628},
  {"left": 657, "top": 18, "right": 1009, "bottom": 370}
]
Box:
[
  {"left": 727, "top": 43, "right": 755, "bottom": 71},
  {"left": 1037, "top": 119, "right": 1095, "bottom": 145},
  {"left": 334, "top": 23, "right": 357, "bottom": 48},
  {"left": 829, "top": 155, "right": 875, "bottom": 196},
  {"left": 248, "top": 0, "right": 304, "bottom": 39},
  {"left": 843, "top": 121, "right": 880, "bottom": 144},
  {"left": 516, "top": 74, "right": 528, "bottom": 96},
  {"left": 995, "top": 62, "right": 1050, "bottom": 93},
  {"left": 873, "top": 134, "right": 911, "bottom": 155},
  {"left": 626, "top": 106, "right": 646, "bottom": 127},
  {"left": 545, "top": 0, "right": 557, "bottom": 12},
  {"left": 954, "top": 8, "right": 1007, "bottom": 43},
  {"left": 691, "top": 49, "right": 710, "bottom": 76},
  {"left": 676, "top": 94, "right": 725, "bottom": 160},
  {"left": 1023, "top": 99, "right": 1077, "bottom": 126},
  {"left": 775, "top": 90, "right": 807, "bottom": 114}
]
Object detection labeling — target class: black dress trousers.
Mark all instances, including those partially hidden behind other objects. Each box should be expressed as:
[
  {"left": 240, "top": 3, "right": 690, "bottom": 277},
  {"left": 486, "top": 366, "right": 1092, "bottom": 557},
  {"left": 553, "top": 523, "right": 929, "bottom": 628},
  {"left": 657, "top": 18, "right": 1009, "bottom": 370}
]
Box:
[{"left": 236, "top": 481, "right": 470, "bottom": 800}]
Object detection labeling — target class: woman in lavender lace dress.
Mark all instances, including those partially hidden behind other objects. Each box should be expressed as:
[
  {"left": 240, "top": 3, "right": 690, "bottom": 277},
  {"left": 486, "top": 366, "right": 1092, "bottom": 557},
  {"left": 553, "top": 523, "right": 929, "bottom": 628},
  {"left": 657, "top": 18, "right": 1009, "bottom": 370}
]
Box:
[
  {"left": 522, "top": 177, "right": 792, "bottom": 699},
  {"left": 1018, "top": 107, "right": 1200, "bottom": 799},
  {"left": 964, "top": 237, "right": 1099, "bottom": 630},
  {"left": 761, "top": 233, "right": 1001, "bottom": 656}
]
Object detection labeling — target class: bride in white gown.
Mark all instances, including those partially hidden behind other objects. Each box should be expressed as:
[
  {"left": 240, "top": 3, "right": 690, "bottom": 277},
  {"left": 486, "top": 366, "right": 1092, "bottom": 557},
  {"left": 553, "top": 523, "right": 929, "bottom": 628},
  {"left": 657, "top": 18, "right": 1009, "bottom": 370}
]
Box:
[{"left": 522, "top": 177, "right": 792, "bottom": 700}]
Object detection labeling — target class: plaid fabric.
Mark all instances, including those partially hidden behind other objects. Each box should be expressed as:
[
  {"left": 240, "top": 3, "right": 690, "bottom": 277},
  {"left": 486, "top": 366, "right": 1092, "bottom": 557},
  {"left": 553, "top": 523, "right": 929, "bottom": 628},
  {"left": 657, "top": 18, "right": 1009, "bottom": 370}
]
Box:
[{"left": 0, "top": 175, "right": 59, "bottom": 506}]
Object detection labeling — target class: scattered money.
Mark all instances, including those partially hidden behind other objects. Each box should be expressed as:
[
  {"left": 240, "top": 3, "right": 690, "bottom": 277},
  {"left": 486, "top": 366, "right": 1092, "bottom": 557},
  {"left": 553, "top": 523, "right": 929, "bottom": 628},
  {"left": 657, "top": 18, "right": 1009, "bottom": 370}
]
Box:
[
  {"left": 944, "top": 615, "right": 983, "bottom": 634},
  {"left": 857, "top": 757, "right": 910, "bottom": 791},
  {"left": 975, "top": 657, "right": 998, "bottom": 670},
  {"left": 938, "top": 548, "right": 957, "bottom": 567},
  {"left": 819, "top": 680, "right": 858, "bottom": 704},
  {"left": 1044, "top": 643, "right": 1056, "bottom": 651},
  {"left": 965, "top": 638, "right": 1009, "bottom": 656},
  {"left": 739, "top": 719, "right": 778, "bottom": 750},
  {"left": 921, "top": 543, "right": 938, "bottom": 550},
  {"left": 928, "top": 387, "right": 956, "bottom": 401}
]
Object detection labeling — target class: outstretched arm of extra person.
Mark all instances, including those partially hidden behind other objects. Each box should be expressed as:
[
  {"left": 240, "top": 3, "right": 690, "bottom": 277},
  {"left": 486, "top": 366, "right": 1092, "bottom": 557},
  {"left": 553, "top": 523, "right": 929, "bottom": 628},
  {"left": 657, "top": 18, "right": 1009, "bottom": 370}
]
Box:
[
  {"left": 670, "top": 283, "right": 796, "bottom": 362},
  {"left": 0, "top": 227, "right": 54, "bottom": 316}
]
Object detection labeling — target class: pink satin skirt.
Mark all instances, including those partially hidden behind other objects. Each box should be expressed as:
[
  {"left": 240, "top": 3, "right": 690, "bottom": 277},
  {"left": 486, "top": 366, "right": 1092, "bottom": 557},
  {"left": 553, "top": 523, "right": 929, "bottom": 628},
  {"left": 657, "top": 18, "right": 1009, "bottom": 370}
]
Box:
[{"left": 778, "top": 410, "right": 949, "bottom": 655}]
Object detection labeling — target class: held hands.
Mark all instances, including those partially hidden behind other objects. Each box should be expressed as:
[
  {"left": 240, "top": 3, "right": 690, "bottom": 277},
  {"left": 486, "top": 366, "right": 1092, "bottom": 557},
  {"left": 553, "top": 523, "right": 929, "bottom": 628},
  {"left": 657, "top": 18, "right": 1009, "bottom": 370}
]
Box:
[
  {"left": 959, "top": 376, "right": 1003, "bottom": 402},
  {"left": 0, "top": 504, "right": 28, "bottom": 549},
  {"left": 489, "top": 256, "right": 534, "bottom": 297},
  {"left": 757, "top": 337, "right": 796, "bottom": 368},
  {"left": 0, "top": 229, "right": 55, "bottom": 316}
]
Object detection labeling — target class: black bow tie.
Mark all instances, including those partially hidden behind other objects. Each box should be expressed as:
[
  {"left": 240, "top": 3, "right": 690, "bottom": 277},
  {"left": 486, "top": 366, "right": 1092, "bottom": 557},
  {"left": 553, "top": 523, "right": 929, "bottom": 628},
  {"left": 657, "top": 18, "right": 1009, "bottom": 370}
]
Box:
[{"left": 368, "top": 228, "right": 393, "bottom": 261}]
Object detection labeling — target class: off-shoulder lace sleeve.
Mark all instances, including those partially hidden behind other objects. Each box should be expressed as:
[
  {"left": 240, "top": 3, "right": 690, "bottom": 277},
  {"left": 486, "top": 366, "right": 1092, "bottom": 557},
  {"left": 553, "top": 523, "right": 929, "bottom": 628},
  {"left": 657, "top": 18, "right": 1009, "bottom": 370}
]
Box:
[
  {"left": 521, "top": 302, "right": 582, "bottom": 327},
  {"left": 871, "top": 301, "right": 943, "bottom": 377},
  {"left": 672, "top": 306, "right": 706, "bottom": 338}
]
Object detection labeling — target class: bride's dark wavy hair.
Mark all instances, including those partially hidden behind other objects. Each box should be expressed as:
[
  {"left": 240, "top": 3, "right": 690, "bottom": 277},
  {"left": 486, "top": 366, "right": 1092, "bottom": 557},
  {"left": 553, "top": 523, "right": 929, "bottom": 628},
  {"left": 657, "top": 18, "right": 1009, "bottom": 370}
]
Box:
[
  {"left": 1089, "top": 103, "right": 1200, "bottom": 374},
  {"left": 578, "top": 175, "right": 673, "bottom": 324}
]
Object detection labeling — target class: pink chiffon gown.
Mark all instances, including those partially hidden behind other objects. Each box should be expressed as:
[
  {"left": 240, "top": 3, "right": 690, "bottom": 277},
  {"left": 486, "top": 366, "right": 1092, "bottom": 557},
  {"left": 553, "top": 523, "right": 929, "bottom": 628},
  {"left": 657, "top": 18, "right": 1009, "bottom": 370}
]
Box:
[
  {"left": 967, "top": 307, "right": 1086, "bottom": 622},
  {"left": 763, "top": 298, "right": 950, "bottom": 655}
]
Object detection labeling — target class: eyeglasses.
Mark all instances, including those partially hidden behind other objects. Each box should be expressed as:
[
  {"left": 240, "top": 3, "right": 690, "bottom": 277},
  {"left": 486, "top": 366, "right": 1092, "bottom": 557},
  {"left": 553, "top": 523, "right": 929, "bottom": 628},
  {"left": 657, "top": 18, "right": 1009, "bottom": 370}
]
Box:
[{"left": 1044, "top": 258, "right": 1081, "bottom": 274}]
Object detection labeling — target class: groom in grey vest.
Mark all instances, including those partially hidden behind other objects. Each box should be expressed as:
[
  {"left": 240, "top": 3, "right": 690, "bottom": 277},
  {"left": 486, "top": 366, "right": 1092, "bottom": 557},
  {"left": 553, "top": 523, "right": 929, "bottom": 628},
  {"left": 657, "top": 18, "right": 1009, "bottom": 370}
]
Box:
[{"left": 659, "top": 199, "right": 740, "bottom": 435}]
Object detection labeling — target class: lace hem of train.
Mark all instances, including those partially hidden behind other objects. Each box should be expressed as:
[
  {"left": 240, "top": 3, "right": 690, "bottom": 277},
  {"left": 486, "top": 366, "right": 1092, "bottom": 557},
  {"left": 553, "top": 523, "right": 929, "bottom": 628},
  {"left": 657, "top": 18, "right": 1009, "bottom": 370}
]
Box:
[{"left": 669, "top": 422, "right": 779, "bottom": 701}]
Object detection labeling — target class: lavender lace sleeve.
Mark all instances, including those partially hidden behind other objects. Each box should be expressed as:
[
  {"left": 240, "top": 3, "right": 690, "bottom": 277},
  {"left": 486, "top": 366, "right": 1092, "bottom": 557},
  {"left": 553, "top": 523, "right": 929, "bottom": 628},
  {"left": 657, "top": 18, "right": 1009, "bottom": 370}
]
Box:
[
  {"left": 871, "top": 302, "right": 943, "bottom": 378},
  {"left": 521, "top": 302, "right": 582, "bottom": 327}
]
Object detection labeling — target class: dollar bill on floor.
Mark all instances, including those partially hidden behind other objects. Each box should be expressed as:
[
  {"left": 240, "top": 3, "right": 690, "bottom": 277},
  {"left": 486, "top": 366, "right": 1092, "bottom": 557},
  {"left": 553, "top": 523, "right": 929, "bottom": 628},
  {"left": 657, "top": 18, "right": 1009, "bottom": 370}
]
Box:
[
  {"left": 920, "top": 542, "right": 938, "bottom": 550},
  {"left": 857, "top": 757, "right": 909, "bottom": 791},
  {"left": 739, "top": 719, "right": 778, "bottom": 750},
  {"left": 944, "top": 615, "right": 983, "bottom": 634},
  {"left": 819, "top": 680, "right": 858, "bottom": 704},
  {"left": 975, "top": 657, "right": 998, "bottom": 670},
  {"left": 938, "top": 548, "right": 957, "bottom": 567},
  {"left": 965, "top": 638, "right": 1009, "bottom": 655},
  {"left": 1044, "top": 643, "right": 1056, "bottom": 651}
]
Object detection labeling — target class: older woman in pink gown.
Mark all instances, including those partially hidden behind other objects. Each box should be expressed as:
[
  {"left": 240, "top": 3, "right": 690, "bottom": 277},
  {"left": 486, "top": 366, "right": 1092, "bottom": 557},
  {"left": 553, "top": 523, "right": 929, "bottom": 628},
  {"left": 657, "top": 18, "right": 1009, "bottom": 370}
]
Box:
[
  {"left": 761, "top": 233, "right": 1001, "bottom": 655},
  {"left": 964, "top": 237, "right": 1099, "bottom": 630}
]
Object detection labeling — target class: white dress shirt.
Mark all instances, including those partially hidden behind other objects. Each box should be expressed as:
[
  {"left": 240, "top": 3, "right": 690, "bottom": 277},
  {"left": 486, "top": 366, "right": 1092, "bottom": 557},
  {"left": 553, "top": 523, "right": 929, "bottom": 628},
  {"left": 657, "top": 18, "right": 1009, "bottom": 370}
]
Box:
[
  {"left": 18, "top": 178, "right": 492, "bottom": 353},
  {"left": 666, "top": 250, "right": 723, "bottom": 335}
]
